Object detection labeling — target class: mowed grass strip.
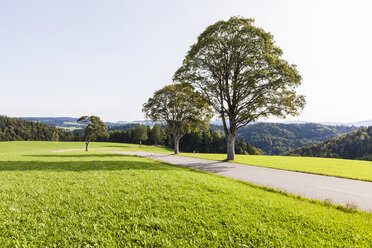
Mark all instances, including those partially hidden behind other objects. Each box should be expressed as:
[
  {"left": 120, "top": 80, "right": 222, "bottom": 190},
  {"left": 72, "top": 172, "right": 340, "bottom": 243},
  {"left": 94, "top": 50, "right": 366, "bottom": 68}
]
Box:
[
  {"left": 0, "top": 142, "right": 372, "bottom": 246},
  {"left": 178, "top": 153, "right": 372, "bottom": 182}
]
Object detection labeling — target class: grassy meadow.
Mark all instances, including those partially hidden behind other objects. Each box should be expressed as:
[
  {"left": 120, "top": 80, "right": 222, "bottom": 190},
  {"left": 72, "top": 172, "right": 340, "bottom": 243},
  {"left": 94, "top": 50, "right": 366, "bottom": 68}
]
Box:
[
  {"left": 179, "top": 153, "right": 372, "bottom": 182},
  {"left": 0, "top": 141, "right": 372, "bottom": 246}
]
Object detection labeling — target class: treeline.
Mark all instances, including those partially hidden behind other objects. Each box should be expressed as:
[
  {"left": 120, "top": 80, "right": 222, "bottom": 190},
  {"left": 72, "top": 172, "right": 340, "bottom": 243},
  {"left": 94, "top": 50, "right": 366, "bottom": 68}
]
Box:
[
  {"left": 0, "top": 115, "right": 76, "bottom": 141},
  {"left": 92, "top": 122, "right": 358, "bottom": 155},
  {"left": 107, "top": 124, "right": 139, "bottom": 132},
  {"left": 95, "top": 125, "right": 264, "bottom": 155},
  {"left": 285, "top": 126, "right": 372, "bottom": 161},
  {"left": 235, "top": 123, "right": 358, "bottom": 155}
]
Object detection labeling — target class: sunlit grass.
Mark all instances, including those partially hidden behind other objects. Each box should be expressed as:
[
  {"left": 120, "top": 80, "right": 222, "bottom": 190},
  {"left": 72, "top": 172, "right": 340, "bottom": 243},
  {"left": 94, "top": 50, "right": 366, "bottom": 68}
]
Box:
[
  {"left": 179, "top": 153, "right": 372, "bottom": 181},
  {"left": 0, "top": 141, "right": 372, "bottom": 246}
]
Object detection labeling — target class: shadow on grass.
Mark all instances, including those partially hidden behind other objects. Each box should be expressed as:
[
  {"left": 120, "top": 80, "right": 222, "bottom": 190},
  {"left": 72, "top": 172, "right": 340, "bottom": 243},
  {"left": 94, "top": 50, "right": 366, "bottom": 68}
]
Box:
[
  {"left": 0, "top": 154, "right": 174, "bottom": 172},
  {"left": 24, "top": 154, "right": 131, "bottom": 158},
  {"left": 96, "top": 144, "right": 135, "bottom": 148}
]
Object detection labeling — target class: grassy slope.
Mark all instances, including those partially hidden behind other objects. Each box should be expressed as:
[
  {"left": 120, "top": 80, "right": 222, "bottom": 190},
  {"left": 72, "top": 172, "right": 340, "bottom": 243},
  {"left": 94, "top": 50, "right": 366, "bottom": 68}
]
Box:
[{"left": 0, "top": 141, "right": 372, "bottom": 246}]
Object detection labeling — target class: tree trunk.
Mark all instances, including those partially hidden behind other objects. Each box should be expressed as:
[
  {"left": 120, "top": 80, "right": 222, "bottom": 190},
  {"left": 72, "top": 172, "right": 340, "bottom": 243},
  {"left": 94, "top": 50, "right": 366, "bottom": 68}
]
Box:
[
  {"left": 226, "top": 132, "right": 236, "bottom": 160},
  {"left": 140, "top": 140, "right": 142, "bottom": 147},
  {"left": 85, "top": 141, "right": 90, "bottom": 152},
  {"left": 174, "top": 137, "right": 180, "bottom": 154}
]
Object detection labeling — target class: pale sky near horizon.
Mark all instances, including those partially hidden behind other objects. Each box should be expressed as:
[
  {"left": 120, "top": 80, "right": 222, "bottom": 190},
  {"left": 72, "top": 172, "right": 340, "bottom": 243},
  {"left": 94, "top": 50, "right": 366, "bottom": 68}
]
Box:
[{"left": 1, "top": 0, "right": 372, "bottom": 122}]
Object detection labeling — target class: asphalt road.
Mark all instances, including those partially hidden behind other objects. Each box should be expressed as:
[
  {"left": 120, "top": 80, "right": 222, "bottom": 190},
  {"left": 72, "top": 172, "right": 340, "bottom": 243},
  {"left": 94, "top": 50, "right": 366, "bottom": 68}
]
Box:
[{"left": 113, "top": 151, "right": 372, "bottom": 212}]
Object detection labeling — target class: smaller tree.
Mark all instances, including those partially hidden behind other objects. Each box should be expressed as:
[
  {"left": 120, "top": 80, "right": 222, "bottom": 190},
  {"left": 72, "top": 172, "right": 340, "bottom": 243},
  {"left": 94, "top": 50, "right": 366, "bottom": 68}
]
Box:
[
  {"left": 77, "top": 116, "right": 107, "bottom": 151},
  {"left": 132, "top": 125, "right": 148, "bottom": 147},
  {"left": 143, "top": 83, "right": 212, "bottom": 154}
]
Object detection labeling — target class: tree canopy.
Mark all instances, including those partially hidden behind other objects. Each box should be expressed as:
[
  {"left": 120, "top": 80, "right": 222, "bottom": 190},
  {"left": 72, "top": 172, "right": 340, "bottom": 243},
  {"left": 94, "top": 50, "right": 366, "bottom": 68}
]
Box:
[
  {"left": 77, "top": 115, "right": 107, "bottom": 151},
  {"left": 174, "top": 16, "right": 305, "bottom": 160},
  {"left": 143, "top": 83, "right": 212, "bottom": 154}
]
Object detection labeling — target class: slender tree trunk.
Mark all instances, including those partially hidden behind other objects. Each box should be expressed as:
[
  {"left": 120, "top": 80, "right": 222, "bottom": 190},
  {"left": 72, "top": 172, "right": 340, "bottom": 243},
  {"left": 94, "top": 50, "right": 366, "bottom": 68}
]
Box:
[
  {"left": 174, "top": 137, "right": 180, "bottom": 154},
  {"left": 226, "top": 132, "right": 236, "bottom": 160},
  {"left": 85, "top": 140, "right": 90, "bottom": 152},
  {"left": 140, "top": 140, "right": 142, "bottom": 147}
]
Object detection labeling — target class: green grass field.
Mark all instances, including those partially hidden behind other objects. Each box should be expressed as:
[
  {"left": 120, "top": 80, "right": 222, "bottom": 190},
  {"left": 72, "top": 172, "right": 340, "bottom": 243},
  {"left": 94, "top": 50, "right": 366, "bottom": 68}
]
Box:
[
  {"left": 178, "top": 153, "right": 372, "bottom": 182},
  {"left": 0, "top": 141, "right": 372, "bottom": 246}
]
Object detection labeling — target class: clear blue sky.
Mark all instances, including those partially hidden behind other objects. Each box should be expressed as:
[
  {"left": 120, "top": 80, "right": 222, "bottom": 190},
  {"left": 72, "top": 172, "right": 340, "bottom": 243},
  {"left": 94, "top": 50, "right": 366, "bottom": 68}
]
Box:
[{"left": 1, "top": 0, "right": 371, "bottom": 122}]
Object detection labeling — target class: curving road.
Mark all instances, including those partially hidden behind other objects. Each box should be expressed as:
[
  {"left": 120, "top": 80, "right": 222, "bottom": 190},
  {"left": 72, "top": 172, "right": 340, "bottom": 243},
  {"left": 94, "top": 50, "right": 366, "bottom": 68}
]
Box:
[{"left": 112, "top": 151, "right": 372, "bottom": 212}]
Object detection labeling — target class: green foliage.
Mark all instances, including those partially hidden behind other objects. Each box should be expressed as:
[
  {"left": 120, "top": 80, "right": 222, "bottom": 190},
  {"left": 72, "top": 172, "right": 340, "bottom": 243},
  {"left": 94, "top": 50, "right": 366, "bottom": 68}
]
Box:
[
  {"left": 286, "top": 126, "right": 372, "bottom": 161},
  {"left": 1, "top": 141, "right": 372, "bottom": 246},
  {"left": 0, "top": 115, "right": 74, "bottom": 141},
  {"left": 77, "top": 115, "right": 107, "bottom": 143},
  {"left": 149, "top": 124, "right": 164, "bottom": 145},
  {"left": 179, "top": 129, "right": 264, "bottom": 155},
  {"left": 174, "top": 16, "right": 305, "bottom": 159},
  {"left": 143, "top": 83, "right": 212, "bottom": 153},
  {"left": 131, "top": 125, "right": 148, "bottom": 145}
]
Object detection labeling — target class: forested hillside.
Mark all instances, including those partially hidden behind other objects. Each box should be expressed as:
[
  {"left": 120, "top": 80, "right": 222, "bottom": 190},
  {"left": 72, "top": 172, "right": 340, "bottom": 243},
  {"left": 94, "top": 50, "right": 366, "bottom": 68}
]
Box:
[
  {"left": 235, "top": 123, "right": 358, "bottom": 155},
  {"left": 0, "top": 116, "right": 74, "bottom": 141},
  {"left": 285, "top": 126, "right": 372, "bottom": 161}
]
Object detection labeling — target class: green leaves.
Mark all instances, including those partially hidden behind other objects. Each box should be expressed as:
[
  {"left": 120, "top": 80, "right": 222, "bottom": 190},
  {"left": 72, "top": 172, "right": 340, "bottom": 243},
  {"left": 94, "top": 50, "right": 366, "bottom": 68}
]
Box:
[
  {"left": 174, "top": 16, "right": 306, "bottom": 133},
  {"left": 143, "top": 83, "right": 213, "bottom": 141},
  {"left": 77, "top": 116, "right": 107, "bottom": 142},
  {"left": 132, "top": 125, "right": 148, "bottom": 143}
]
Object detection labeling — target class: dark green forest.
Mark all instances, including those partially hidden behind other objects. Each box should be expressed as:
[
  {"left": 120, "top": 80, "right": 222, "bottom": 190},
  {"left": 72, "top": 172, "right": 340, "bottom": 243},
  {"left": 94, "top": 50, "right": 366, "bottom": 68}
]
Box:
[
  {"left": 0, "top": 116, "right": 75, "bottom": 141},
  {"left": 285, "top": 126, "right": 372, "bottom": 161},
  {"left": 235, "top": 123, "right": 358, "bottom": 155}
]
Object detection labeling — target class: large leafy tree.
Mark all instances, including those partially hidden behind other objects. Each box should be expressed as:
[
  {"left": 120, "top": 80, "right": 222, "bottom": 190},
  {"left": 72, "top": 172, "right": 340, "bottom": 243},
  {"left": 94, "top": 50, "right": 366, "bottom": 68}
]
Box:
[
  {"left": 143, "top": 83, "right": 212, "bottom": 154},
  {"left": 174, "top": 17, "right": 305, "bottom": 160},
  {"left": 77, "top": 115, "right": 107, "bottom": 151}
]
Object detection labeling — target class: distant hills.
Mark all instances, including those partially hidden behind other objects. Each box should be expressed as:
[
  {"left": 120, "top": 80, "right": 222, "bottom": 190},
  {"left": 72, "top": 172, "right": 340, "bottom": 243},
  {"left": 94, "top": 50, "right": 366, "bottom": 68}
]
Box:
[
  {"left": 18, "top": 117, "right": 152, "bottom": 131},
  {"left": 316, "top": 120, "right": 372, "bottom": 127},
  {"left": 285, "top": 126, "right": 372, "bottom": 161},
  {"left": 235, "top": 123, "right": 359, "bottom": 155},
  {"left": 19, "top": 117, "right": 372, "bottom": 128},
  {"left": 19, "top": 117, "right": 84, "bottom": 131}
]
